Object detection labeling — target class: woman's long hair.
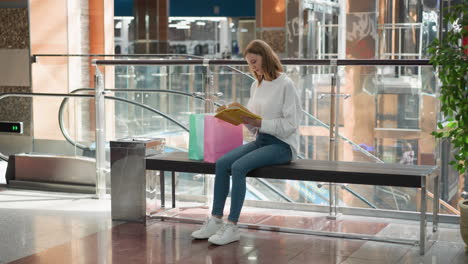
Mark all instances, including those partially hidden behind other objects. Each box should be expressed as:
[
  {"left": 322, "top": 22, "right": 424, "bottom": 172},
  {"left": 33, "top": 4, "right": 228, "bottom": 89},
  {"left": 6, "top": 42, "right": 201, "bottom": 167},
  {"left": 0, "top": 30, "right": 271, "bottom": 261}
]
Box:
[{"left": 243, "top": 40, "right": 283, "bottom": 84}]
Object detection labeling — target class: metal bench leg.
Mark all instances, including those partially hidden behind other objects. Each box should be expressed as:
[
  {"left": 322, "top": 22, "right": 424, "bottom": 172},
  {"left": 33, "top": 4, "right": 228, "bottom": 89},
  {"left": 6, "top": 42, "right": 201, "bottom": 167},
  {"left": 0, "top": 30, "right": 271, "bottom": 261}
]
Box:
[
  {"left": 433, "top": 174, "right": 440, "bottom": 232},
  {"left": 419, "top": 177, "right": 427, "bottom": 255},
  {"left": 172, "top": 171, "right": 176, "bottom": 208},
  {"left": 160, "top": 170, "right": 165, "bottom": 208}
]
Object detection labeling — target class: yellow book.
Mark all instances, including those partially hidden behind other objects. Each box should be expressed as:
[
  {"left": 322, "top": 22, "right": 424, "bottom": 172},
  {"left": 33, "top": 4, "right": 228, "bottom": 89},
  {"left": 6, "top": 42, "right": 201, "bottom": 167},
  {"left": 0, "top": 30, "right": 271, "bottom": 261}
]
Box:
[{"left": 214, "top": 106, "right": 262, "bottom": 126}]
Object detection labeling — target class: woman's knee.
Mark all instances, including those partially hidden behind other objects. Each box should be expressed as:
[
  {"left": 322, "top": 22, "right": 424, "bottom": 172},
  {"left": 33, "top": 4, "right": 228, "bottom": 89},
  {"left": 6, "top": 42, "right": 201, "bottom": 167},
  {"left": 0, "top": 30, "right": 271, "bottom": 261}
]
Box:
[
  {"left": 231, "top": 161, "right": 249, "bottom": 178},
  {"left": 216, "top": 155, "right": 231, "bottom": 172}
]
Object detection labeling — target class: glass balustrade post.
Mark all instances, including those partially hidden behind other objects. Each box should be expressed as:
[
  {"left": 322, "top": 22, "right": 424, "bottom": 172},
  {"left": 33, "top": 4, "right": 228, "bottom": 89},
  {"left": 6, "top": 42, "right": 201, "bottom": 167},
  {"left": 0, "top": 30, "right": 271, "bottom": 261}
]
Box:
[
  {"left": 94, "top": 66, "right": 107, "bottom": 199},
  {"left": 203, "top": 62, "right": 215, "bottom": 112},
  {"left": 203, "top": 62, "right": 215, "bottom": 207},
  {"left": 327, "top": 62, "right": 339, "bottom": 219},
  {"left": 162, "top": 65, "right": 169, "bottom": 131},
  {"left": 334, "top": 66, "right": 342, "bottom": 213},
  {"left": 128, "top": 66, "right": 136, "bottom": 135},
  {"left": 334, "top": 66, "right": 341, "bottom": 161}
]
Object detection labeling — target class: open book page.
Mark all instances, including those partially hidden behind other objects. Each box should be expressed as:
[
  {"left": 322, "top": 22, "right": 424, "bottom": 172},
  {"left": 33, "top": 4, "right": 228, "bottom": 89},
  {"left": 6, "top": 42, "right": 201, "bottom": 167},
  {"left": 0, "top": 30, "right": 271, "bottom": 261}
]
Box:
[{"left": 214, "top": 106, "right": 262, "bottom": 126}]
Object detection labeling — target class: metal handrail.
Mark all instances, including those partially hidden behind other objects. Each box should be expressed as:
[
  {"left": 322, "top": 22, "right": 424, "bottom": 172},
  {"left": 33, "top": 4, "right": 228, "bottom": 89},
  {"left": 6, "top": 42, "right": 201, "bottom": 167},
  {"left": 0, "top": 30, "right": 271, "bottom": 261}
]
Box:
[
  {"left": 93, "top": 58, "right": 431, "bottom": 66},
  {"left": 33, "top": 54, "right": 204, "bottom": 57},
  {"left": 32, "top": 53, "right": 204, "bottom": 60},
  {"left": 32, "top": 53, "right": 257, "bottom": 81},
  {"left": 40, "top": 54, "right": 429, "bottom": 65},
  {"left": 0, "top": 91, "right": 192, "bottom": 158},
  {"left": 57, "top": 88, "right": 216, "bottom": 150}
]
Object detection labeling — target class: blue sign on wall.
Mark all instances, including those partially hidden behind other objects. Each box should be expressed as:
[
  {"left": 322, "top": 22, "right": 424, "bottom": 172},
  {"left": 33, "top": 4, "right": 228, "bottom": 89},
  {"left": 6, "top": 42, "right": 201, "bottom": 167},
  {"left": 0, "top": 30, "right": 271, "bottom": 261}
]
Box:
[{"left": 115, "top": 0, "right": 255, "bottom": 17}]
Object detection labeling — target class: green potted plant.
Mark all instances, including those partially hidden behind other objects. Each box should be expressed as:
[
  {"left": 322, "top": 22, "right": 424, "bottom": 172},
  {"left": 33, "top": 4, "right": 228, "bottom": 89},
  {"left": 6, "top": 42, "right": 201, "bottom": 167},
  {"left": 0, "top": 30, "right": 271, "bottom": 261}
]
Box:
[
  {"left": 428, "top": 3, "right": 467, "bottom": 248},
  {"left": 428, "top": 3, "right": 467, "bottom": 174}
]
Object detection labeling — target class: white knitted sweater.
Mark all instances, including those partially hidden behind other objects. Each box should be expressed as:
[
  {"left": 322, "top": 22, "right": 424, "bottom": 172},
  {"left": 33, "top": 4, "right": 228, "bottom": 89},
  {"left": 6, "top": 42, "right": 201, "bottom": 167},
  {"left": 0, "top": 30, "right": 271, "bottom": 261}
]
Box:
[{"left": 246, "top": 73, "right": 303, "bottom": 160}]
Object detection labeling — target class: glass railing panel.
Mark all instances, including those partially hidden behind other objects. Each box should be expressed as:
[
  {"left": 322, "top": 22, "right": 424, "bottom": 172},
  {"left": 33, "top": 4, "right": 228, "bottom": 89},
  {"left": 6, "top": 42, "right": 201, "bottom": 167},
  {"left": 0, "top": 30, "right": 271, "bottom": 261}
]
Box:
[
  {"left": 332, "top": 65, "right": 438, "bottom": 165},
  {"left": 109, "top": 64, "right": 207, "bottom": 141},
  {"left": 329, "top": 65, "right": 459, "bottom": 215},
  {"left": 104, "top": 63, "right": 209, "bottom": 199},
  {"left": 30, "top": 54, "right": 109, "bottom": 156},
  {"left": 0, "top": 54, "right": 99, "bottom": 160},
  {"left": 167, "top": 65, "right": 206, "bottom": 124},
  {"left": 258, "top": 65, "right": 335, "bottom": 204},
  {"left": 89, "top": 59, "right": 459, "bottom": 222},
  {"left": 211, "top": 65, "right": 253, "bottom": 105},
  {"left": 202, "top": 62, "right": 457, "bottom": 216},
  {"left": 205, "top": 64, "right": 337, "bottom": 204}
]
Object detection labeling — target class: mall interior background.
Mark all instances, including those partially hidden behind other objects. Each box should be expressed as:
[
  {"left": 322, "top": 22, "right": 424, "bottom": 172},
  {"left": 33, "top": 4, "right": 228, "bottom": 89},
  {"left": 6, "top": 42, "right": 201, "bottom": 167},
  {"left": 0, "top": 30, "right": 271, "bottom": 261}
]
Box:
[{"left": 0, "top": 0, "right": 464, "bottom": 221}]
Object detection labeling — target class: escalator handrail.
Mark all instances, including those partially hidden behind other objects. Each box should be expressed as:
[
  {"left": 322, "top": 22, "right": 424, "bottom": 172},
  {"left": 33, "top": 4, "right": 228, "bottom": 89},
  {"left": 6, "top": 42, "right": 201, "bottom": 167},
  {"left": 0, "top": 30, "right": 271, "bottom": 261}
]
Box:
[
  {"left": 254, "top": 178, "right": 294, "bottom": 203},
  {"left": 0, "top": 92, "right": 98, "bottom": 160},
  {"left": 58, "top": 88, "right": 222, "bottom": 150},
  {"left": 0, "top": 91, "right": 193, "bottom": 159},
  {"left": 342, "top": 185, "right": 377, "bottom": 209},
  {"left": 302, "top": 111, "right": 384, "bottom": 163}
]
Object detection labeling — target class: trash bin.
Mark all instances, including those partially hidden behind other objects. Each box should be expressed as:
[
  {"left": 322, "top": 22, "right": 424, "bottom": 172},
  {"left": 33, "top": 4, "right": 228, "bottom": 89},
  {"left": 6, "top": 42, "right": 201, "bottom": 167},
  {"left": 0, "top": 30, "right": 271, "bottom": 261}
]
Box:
[{"left": 110, "top": 137, "right": 165, "bottom": 223}]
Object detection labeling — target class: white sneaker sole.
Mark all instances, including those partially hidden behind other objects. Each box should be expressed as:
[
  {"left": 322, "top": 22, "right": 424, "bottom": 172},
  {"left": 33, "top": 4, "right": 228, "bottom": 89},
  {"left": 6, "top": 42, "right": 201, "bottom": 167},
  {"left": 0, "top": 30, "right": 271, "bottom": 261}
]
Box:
[
  {"left": 191, "top": 232, "right": 212, "bottom": 239},
  {"left": 208, "top": 235, "right": 240, "bottom": 245},
  {"left": 191, "top": 224, "right": 224, "bottom": 239}
]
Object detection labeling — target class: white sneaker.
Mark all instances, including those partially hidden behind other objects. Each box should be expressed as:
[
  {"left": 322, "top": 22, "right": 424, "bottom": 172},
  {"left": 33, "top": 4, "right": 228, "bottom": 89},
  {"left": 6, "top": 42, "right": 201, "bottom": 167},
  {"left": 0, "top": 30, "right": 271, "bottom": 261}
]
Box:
[
  {"left": 191, "top": 217, "right": 224, "bottom": 239},
  {"left": 208, "top": 222, "right": 240, "bottom": 245}
]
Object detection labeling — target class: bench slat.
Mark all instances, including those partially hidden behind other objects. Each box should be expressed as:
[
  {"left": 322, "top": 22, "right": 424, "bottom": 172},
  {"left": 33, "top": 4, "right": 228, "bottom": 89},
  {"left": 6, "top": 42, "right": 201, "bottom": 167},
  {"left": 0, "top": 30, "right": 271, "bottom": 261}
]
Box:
[{"left": 146, "top": 152, "right": 437, "bottom": 188}]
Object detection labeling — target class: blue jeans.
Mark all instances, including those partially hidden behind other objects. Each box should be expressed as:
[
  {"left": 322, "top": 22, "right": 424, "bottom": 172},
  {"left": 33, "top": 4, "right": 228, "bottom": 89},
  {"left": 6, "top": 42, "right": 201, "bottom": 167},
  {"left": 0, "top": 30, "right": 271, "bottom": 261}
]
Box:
[{"left": 211, "top": 133, "right": 292, "bottom": 222}]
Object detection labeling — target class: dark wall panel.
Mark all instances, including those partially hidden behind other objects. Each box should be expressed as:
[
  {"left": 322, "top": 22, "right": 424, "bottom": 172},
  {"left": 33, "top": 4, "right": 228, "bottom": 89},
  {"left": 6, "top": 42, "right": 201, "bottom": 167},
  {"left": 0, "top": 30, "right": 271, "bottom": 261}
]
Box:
[{"left": 115, "top": 0, "right": 255, "bottom": 17}]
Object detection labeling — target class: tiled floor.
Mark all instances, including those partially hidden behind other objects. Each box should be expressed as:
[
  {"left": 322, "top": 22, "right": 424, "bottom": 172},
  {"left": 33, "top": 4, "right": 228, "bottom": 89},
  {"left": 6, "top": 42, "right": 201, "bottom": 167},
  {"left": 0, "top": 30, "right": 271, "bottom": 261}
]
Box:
[{"left": 0, "top": 187, "right": 467, "bottom": 264}]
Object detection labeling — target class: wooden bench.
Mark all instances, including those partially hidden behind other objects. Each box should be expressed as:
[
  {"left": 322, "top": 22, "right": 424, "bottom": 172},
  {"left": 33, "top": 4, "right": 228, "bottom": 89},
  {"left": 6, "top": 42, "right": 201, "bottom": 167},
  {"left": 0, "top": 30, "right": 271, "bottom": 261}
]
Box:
[
  {"left": 142, "top": 151, "right": 440, "bottom": 255},
  {"left": 110, "top": 149, "right": 439, "bottom": 255}
]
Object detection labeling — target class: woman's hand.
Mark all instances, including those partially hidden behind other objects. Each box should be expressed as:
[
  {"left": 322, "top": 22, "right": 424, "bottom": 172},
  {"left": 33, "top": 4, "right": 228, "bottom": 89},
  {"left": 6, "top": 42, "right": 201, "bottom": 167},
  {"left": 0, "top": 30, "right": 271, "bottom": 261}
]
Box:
[{"left": 241, "top": 116, "right": 261, "bottom": 127}]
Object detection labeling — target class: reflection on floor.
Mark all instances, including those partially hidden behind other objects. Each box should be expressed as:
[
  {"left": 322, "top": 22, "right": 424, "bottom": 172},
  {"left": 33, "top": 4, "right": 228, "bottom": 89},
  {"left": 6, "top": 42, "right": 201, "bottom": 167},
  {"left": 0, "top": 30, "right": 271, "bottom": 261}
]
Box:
[
  {"left": 0, "top": 187, "right": 466, "bottom": 264},
  {"left": 162, "top": 206, "right": 388, "bottom": 236}
]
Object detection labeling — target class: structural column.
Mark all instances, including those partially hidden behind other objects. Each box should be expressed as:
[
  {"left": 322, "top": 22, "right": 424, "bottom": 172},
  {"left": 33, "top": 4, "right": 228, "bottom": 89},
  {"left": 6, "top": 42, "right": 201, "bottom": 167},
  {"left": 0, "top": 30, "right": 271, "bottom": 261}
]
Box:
[
  {"left": 285, "top": 0, "right": 304, "bottom": 58},
  {"left": 256, "top": 0, "right": 286, "bottom": 55},
  {"left": 133, "top": 0, "right": 169, "bottom": 54},
  {"left": 0, "top": 1, "right": 32, "bottom": 153}
]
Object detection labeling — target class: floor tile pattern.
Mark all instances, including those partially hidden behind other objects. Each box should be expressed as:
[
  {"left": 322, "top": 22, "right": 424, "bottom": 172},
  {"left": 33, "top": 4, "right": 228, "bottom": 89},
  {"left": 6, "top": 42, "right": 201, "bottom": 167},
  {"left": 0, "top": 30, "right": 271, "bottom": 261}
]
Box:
[{"left": 1, "top": 188, "right": 467, "bottom": 264}]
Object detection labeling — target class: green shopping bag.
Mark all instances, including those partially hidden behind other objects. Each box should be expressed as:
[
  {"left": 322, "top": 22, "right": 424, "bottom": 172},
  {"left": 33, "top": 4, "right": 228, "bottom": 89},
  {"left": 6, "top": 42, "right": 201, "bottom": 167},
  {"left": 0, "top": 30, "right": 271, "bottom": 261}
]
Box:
[{"left": 188, "top": 114, "right": 205, "bottom": 160}]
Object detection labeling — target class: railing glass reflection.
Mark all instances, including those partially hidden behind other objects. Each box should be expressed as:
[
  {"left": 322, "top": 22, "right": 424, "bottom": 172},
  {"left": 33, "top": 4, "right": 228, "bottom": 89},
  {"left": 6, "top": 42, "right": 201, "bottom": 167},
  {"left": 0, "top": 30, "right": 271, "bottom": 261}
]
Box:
[{"left": 0, "top": 56, "right": 460, "bottom": 223}]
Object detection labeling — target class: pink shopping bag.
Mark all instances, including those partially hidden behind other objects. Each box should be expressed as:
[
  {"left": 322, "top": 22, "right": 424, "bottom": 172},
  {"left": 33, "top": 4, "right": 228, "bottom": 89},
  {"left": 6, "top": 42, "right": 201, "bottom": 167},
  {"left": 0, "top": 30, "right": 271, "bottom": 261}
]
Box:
[{"left": 203, "top": 115, "right": 243, "bottom": 163}]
